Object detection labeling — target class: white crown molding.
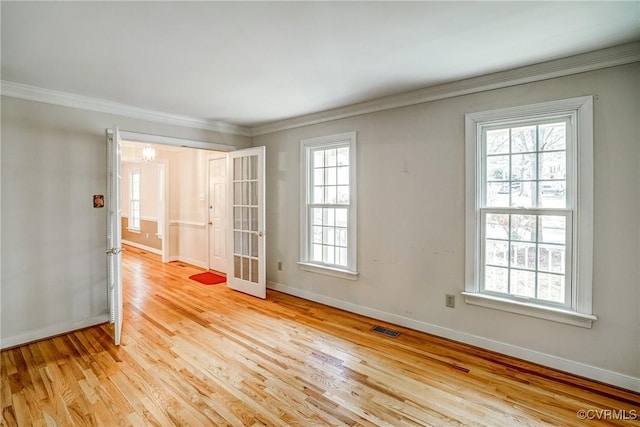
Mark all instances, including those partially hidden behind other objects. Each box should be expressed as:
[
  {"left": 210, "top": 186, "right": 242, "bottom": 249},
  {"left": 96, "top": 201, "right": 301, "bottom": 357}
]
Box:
[
  {"left": 0, "top": 81, "right": 251, "bottom": 137},
  {"left": 3, "top": 42, "right": 638, "bottom": 139},
  {"left": 251, "top": 41, "right": 640, "bottom": 136}
]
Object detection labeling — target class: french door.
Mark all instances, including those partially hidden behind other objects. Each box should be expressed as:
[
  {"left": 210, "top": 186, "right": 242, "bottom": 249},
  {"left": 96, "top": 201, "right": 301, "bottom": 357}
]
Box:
[
  {"left": 106, "top": 126, "right": 124, "bottom": 345},
  {"left": 227, "top": 147, "right": 266, "bottom": 298}
]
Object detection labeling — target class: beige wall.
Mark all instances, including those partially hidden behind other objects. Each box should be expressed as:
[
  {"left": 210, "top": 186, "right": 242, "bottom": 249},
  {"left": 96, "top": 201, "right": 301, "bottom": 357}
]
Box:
[
  {"left": 253, "top": 63, "right": 640, "bottom": 388},
  {"left": 122, "top": 218, "right": 162, "bottom": 250}
]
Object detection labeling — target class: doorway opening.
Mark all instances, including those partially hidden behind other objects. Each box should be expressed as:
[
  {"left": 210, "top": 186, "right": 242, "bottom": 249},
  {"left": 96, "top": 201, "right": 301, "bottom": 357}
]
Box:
[{"left": 119, "top": 132, "right": 235, "bottom": 273}]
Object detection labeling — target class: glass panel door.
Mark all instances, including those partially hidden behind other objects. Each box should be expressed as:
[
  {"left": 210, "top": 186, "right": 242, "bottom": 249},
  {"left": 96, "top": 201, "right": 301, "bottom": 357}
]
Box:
[{"left": 227, "top": 147, "right": 266, "bottom": 299}]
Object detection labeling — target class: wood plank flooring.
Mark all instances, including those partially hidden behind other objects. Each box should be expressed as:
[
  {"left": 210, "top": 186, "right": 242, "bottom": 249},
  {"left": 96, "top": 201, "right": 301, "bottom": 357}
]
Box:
[{"left": 2, "top": 245, "right": 639, "bottom": 426}]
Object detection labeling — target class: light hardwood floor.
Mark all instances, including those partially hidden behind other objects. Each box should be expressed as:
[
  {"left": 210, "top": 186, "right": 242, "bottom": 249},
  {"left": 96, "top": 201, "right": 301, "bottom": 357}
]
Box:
[{"left": 2, "top": 245, "right": 639, "bottom": 426}]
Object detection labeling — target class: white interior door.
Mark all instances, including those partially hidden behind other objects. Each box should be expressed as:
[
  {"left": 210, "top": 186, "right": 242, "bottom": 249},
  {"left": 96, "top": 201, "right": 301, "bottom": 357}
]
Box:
[
  {"left": 107, "top": 125, "right": 124, "bottom": 345},
  {"left": 209, "top": 157, "right": 227, "bottom": 272},
  {"left": 227, "top": 147, "right": 266, "bottom": 298}
]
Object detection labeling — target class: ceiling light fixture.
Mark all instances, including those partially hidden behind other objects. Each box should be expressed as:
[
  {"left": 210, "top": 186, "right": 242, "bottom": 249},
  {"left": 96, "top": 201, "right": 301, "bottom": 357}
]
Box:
[{"left": 142, "top": 144, "right": 156, "bottom": 162}]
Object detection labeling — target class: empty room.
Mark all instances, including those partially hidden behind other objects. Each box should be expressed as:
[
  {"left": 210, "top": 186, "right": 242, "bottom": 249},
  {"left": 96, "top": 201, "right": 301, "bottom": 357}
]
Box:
[{"left": 1, "top": 2, "right": 639, "bottom": 426}]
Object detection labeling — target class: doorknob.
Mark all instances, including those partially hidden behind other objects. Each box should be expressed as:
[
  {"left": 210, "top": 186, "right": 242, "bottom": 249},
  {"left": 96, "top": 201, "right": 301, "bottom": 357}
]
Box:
[
  {"left": 208, "top": 222, "right": 213, "bottom": 225},
  {"left": 106, "top": 247, "right": 125, "bottom": 255}
]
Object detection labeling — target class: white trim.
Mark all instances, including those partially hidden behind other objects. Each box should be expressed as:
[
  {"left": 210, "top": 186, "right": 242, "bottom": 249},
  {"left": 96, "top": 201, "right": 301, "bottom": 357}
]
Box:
[
  {"left": 267, "top": 280, "right": 639, "bottom": 392},
  {"left": 297, "top": 262, "right": 359, "bottom": 281},
  {"left": 119, "top": 131, "right": 236, "bottom": 152},
  {"left": 169, "top": 220, "right": 207, "bottom": 229},
  {"left": 140, "top": 216, "right": 158, "bottom": 222},
  {"left": 0, "top": 313, "right": 110, "bottom": 350},
  {"left": 251, "top": 42, "right": 639, "bottom": 136},
  {"left": 462, "top": 292, "right": 595, "bottom": 328},
  {"left": 464, "top": 96, "right": 595, "bottom": 325},
  {"left": 122, "top": 240, "right": 162, "bottom": 256},
  {"left": 300, "top": 132, "right": 358, "bottom": 275},
  {"left": 1, "top": 80, "right": 250, "bottom": 136},
  {"left": 126, "top": 228, "right": 141, "bottom": 234},
  {"left": 2, "top": 43, "right": 636, "bottom": 138}
]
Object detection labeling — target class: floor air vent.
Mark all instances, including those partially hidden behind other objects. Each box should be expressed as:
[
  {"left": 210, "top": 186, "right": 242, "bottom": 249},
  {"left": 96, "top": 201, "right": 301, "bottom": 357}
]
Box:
[{"left": 371, "top": 325, "right": 401, "bottom": 338}]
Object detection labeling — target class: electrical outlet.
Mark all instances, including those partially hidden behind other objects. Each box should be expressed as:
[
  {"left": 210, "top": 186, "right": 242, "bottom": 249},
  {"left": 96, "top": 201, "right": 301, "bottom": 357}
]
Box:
[
  {"left": 277, "top": 261, "right": 283, "bottom": 271},
  {"left": 445, "top": 294, "right": 455, "bottom": 308}
]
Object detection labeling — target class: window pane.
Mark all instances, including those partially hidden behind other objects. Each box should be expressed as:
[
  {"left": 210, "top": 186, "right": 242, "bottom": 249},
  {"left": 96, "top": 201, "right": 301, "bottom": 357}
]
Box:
[
  {"left": 485, "top": 266, "right": 508, "bottom": 293},
  {"left": 539, "top": 122, "right": 566, "bottom": 151},
  {"left": 336, "top": 227, "right": 348, "bottom": 247},
  {"left": 312, "top": 244, "right": 323, "bottom": 262},
  {"left": 511, "top": 153, "right": 536, "bottom": 181},
  {"left": 510, "top": 269, "right": 536, "bottom": 298},
  {"left": 510, "top": 181, "right": 536, "bottom": 208},
  {"left": 485, "top": 214, "right": 509, "bottom": 240},
  {"left": 325, "top": 186, "right": 337, "bottom": 204},
  {"left": 242, "top": 157, "right": 249, "bottom": 180},
  {"left": 538, "top": 244, "right": 565, "bottom": 274},
  {"left": 325, "top": 149, "right": 337, "bottom": 167},
  {"left": 539, "top": 151, "right": 566, "bottom": 180},
  {"left": 335, "top": 208, "right": 348, "bottom": 227},
  {"left": 313, "top": 168, "right": 324, "bottom": 186},
  {"left": 249, "top": 155, "right": 257, "bottom": 180},
  {"left": 337, "top": 166, "right": 349, "bottom": 185},
  {"left": 510, "top": 242, "right": 536, "bottom": 270},
  {"left": 313, "top": 226, "right": 323, "bottom": 244},
  {"left": 313, "top": 186, "right": 324, "bottom": 204},
  {"left": 337, "top": 147, "right": 349, "bottom": 166},
  {"left": 313, "top": 150, "right": 325, "bottom": 167},
  {"left": 323, "top": 245, "right": 335, "bottom": 264},
  {"left": 486, "top": 240, "right": 508, "bottom": 266},
  {"left": 337, "top": 186, "right": 350, "bottom": 204},
  {"left": 325, "top": 167, "right": 337, "bottom": 185},
  {"left": 234, "top": 207, "right": 242, "bottom": 229},
  {"left": 323, "top": 226, "right": 335, "bottom": 245},
  {"left": 486, "top": 182, "right": 510, "bottom": 207},
  {"left": 234, "top": 182, "right": 242, "bottom": 205},
  {"left": 323, "top": 208, "right": 335, "bottom": 226},
  {"left": 511, "top": 215, "right": 536, "bottom": 242},
  {"left": 539, "top": 181, "right": 566, "bottom": 208},
  {"left": 486, "top": 129, "right": 509, "bottom": 155},
  {"left": 312, "top": 208, "right": 323, "bottom": 226},
  {"left": 511, "top": 126, "right": 536, "bottom": 153},
  {"left": 538, "top": 273, "right": 565, "bottom": 303},
  {"left": 539, "top": 216, "right": 565, "bottom": 244},
  {"left": 336, "top": 247, "right": 348, "bottom": 266},
  {"left": 234, "top": 157, "right": 242, "bottom": 180},
  {"left": 486, "top": 155, "right": 509, "bottom": 181}
]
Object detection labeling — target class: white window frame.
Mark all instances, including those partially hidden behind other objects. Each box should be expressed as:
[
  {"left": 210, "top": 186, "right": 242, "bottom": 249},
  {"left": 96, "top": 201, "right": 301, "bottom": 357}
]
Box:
[
  {"left": 464, "top": 97, "right": 596, "bottom": 328},
  {"left": 128, "top": 169, "right": 141, "bottom": 232},
  {"left": 299, "top": 132, "right": 358, "bottom": 280}
]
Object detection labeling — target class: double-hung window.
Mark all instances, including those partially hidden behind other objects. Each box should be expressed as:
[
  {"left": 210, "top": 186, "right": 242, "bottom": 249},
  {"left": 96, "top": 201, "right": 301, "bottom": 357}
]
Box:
[
  {"left": 464, "top": 97, "right": 596, "bottom": 327},
  {"left": 129, "top": 170, "right": 141, "bottom": 231},
  {"left": 300, "top": 132, "right": 358, "bottom": 279}
]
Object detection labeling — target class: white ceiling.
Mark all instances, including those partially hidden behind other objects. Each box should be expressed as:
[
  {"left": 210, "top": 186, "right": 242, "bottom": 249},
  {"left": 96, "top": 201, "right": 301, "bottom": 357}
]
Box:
[{"left": 2, "top": 1, "right": 639, "bottom": 128}]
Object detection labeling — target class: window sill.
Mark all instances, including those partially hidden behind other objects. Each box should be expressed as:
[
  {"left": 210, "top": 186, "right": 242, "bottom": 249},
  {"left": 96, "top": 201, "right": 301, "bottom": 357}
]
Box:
[
  {"left": 127, "top": 228, "right": 141, "bottom": 234},
  {"left": 461, "top": 292, "right": 597, "bottom": 328},
  {"left": 297, "top": 262, "right": 359, "bottom": 281}
]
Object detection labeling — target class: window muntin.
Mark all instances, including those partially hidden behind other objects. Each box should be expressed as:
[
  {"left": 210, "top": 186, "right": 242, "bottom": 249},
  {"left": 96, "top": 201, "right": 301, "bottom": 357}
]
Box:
[
  {"left": 480, "top": 118, "right": 572, "bottom": 307},
  {"left": 301, "top": 133, "right": 357, "bottom": 275}
]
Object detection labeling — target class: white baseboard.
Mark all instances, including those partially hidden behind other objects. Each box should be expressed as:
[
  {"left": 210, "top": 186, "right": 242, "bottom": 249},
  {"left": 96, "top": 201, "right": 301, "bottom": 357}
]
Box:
[
  {"left": 267, "top": 280, "right": 640, "bottom": 393},
  {"left": 166, "top": 255, "right": 207, "bottom": 269},
  {"left": 122, "top": 240, "right": 162, "bottom": 255},
  {"left": 0, "top": 312, "right": 110, "bottom": 350}
]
